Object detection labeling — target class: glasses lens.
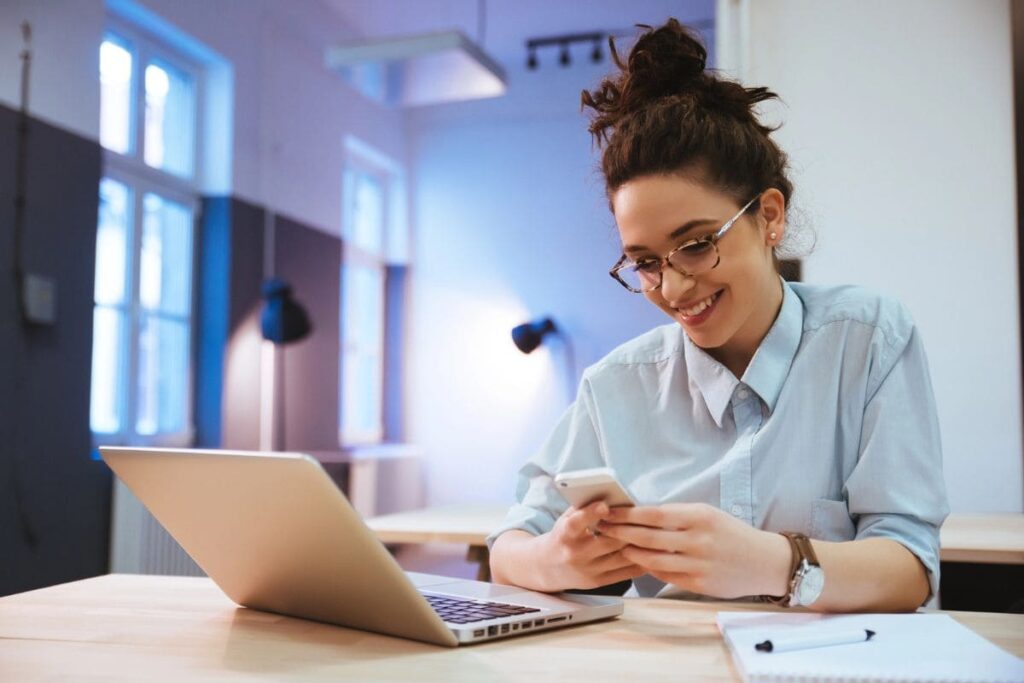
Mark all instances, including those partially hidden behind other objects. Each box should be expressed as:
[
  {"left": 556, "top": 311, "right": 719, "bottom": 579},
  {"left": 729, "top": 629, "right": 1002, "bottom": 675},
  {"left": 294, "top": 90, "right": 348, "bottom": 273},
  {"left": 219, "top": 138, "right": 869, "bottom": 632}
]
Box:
[
  {"left": 616, "top": 260, "right": 661, "bottom": 292},
  {"left": 668, "top": 240, "right": 718, "bottom": 276}
]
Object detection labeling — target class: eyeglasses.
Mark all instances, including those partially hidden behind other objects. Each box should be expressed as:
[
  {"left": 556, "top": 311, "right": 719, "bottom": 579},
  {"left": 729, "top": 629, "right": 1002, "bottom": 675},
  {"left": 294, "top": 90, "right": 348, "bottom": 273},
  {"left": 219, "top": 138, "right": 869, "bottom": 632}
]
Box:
[{"left": 609, "top": 193, "right": 762, "bottom": 293}]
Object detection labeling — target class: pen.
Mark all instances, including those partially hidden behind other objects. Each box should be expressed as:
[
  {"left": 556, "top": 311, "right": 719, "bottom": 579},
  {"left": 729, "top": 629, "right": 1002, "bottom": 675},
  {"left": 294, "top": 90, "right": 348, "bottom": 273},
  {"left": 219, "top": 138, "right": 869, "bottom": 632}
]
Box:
[{"left": 755, "top": 628, "right": 875, "bottom": 653}]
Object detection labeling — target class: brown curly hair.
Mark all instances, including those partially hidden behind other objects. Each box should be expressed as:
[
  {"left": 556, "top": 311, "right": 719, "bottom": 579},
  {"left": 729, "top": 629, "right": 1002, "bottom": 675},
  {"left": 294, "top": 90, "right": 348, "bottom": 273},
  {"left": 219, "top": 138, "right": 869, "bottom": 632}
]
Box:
[{"left": 582, "top": 19, "right": 793, "bottom": 211}]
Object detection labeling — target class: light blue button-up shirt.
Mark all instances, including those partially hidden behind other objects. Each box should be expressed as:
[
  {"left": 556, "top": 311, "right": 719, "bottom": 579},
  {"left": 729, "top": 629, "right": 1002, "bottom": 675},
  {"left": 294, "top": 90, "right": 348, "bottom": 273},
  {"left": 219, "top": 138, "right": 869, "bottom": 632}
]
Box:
[{"left": 488, "top": 281, "right": 950, "bottom": 600}]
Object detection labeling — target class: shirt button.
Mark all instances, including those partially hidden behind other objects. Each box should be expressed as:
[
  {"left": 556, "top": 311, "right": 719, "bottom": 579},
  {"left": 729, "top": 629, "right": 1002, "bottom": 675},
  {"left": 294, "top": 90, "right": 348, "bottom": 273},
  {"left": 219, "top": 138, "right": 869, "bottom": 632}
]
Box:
[
  {"left": 736, "top": 387, "right": 749, "bottom": 400},
  {"left": 730, "top": 504, "right": 743, "bottom": 516}
]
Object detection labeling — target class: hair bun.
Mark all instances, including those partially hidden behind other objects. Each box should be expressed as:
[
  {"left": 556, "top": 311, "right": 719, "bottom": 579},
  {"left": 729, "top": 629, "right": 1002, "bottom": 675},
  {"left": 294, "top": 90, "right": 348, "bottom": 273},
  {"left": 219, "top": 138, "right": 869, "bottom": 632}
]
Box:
[
  {"left": 582, "top": 18, "right": 711, "bottom": 143},
  {"left": 625, "top": 19, "right": 707, "bottom": 100}
]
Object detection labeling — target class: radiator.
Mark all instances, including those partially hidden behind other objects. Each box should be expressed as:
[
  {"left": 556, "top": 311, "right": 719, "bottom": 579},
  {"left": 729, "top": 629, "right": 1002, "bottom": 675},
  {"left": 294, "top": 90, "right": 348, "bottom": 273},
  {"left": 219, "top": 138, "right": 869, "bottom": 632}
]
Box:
[{"left": 109, "top": 478, "right": 205, "bottom": 576}]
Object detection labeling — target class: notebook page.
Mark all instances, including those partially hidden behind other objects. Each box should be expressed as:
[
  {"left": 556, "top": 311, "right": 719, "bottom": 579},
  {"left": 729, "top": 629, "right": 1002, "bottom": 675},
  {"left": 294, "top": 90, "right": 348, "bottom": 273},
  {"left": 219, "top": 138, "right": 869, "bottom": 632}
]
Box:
[{"left": 717, "top": 612, "right": 1024, "bottom": 682}]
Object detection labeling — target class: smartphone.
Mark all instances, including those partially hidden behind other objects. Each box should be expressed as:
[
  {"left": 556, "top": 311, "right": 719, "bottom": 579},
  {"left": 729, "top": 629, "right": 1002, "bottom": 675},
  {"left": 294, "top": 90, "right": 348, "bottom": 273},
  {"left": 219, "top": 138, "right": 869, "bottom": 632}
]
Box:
[{"left": 554, "top": 467, "right": 636, "bottom": 509}]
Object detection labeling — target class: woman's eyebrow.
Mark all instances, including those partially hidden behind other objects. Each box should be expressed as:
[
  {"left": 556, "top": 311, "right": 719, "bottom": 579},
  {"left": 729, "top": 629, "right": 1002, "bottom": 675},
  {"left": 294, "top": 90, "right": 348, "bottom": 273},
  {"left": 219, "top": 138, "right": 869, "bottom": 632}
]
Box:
[{"left": 622, "top": 218, "right": 719, "bottom": 254}]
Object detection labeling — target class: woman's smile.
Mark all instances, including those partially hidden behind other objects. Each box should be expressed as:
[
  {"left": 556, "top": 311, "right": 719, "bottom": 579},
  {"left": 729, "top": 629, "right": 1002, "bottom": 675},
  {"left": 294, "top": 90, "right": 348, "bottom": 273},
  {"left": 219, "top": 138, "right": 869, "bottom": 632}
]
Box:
[{"left": 676, "top": 289, "right": 723, "bottom": 325}]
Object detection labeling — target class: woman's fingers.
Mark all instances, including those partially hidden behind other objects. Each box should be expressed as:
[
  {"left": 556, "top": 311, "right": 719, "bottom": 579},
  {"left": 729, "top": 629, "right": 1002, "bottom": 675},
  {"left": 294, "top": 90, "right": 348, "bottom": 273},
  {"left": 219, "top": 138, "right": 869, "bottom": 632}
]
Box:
[
  {"left": 621, "top": 545, "right": 702, "bottom": 575},
  {"left": 604, "top": 502, "right": 714, "bottom": 529},
  {"left": 598, "top": 563, "right": 647, "bottom": 585},
  {"left": 590, "top": 548, "right": 640, "bottom": 574},
  {"left": 596, "top": 522, "right": 697, "bottom": 553},
  {"left": 561, "top": 501, "right": 610, "bottom": 537}
]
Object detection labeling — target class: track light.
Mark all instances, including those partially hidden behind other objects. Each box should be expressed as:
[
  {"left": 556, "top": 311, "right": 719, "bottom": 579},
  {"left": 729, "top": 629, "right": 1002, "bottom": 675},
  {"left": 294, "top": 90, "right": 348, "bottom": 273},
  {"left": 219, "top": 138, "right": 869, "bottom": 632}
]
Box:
[
  {"left": 525, "top": 31, "right": 609, "bottom": 72},
  {"left": 527, "top": 48, "right": 538, "bottom": 70},
  {"left": 559, "top": 43, "right": 570, "bottom": 67}
]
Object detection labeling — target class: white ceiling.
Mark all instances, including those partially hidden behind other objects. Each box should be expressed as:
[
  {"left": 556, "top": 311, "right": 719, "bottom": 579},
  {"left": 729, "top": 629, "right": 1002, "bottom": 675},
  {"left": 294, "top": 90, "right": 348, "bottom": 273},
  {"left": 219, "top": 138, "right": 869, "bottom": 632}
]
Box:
[{"left": 325, "top": 0, "right": 715, "bottom": 69}]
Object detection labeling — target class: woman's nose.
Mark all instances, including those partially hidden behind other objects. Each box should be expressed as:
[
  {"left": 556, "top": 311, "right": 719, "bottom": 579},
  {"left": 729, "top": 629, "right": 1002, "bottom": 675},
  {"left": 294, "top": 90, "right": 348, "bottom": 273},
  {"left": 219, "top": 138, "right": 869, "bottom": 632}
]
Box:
[{"left": 659, "top": 266, "right": 697, "bottom": 306}]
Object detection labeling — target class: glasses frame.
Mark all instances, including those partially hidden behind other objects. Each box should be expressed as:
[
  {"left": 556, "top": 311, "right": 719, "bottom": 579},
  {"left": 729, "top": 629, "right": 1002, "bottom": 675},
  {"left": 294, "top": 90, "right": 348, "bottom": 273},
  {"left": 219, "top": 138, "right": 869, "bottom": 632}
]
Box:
[{"left": 609, "top": 193, "right": 763, "bottom": 294}]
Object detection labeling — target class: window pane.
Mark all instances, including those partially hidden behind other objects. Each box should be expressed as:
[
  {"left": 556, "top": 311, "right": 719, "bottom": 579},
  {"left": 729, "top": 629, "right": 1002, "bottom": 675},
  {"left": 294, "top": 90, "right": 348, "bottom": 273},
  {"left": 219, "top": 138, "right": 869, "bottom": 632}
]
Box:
[
  {"left": 350, "top": 171, "right": 385, "bottom": 255},
  {"left": 95, "top": 178, "right": 131, "bottom": 305},
  {"left": 90, "top": 306, "right": 125, "bottom": 433},
  {"left": 342, "top": 351, "right": 382, "bottom": 442},
  {"left": 140, "top": 193, "right": 193, "bottom": 315},
  {"left": 100, "top": 37, "right": 134, "bottom": 154},
  {"left": 145, "top": 60, "right": 195, "bottom": 178},
  {"left": 342, "top": 265, "right": 384, "bottom": 350},
  {"left": 341, "top": 264, "right": 384, "bottom": 443},
  {"left": 136, "top": 315, "right": 189, "bottom": 435}
]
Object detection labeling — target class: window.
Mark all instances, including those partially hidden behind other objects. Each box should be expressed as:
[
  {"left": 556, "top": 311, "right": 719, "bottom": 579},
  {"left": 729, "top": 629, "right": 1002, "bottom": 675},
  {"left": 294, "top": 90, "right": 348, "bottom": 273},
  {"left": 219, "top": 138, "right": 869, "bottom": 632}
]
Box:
[
  {"left": 92, "top": 24, "right": 201, "bottom": 444},
  {"left": 340, "top": 140, "right": 408, "bottom": 445}
]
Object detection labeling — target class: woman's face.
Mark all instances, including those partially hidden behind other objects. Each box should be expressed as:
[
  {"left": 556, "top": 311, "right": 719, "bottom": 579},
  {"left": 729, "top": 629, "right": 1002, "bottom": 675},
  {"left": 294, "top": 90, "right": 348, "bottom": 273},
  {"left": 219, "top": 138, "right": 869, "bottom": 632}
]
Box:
[{"left": 611, "top": 174, "right": 786, "bottom": 370}]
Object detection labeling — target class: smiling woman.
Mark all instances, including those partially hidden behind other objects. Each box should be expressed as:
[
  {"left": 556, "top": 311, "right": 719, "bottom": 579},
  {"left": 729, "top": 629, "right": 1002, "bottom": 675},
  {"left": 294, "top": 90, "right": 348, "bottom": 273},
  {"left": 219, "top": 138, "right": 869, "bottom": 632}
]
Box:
[{"left": 487, "top": 19, "right": 950, "bottom": 613}]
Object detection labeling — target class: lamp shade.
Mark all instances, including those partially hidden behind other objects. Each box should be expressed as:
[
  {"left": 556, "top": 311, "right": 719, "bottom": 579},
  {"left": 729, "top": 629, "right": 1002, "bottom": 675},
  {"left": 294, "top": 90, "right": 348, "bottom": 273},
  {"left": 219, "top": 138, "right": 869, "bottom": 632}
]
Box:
[
  {"left": 260, "top": 278, "right": 312, "bottom": 345},
  {"left": 511, "top": 317, "right": 556, "bottom": 354}
]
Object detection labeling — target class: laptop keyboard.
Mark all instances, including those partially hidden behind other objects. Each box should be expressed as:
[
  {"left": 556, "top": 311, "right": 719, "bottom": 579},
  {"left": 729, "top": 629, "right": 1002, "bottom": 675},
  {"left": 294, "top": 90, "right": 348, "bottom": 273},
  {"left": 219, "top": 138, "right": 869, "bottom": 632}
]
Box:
[{"left": 423, "top": 593, "right": 541, "bottom": 625}]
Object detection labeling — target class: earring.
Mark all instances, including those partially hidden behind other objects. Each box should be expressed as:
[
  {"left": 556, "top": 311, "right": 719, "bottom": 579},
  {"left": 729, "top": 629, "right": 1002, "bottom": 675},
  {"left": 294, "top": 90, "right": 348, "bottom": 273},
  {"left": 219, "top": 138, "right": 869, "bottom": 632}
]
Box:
[{"left": 769, "top": 232, "right": 777, "bottom": 242}]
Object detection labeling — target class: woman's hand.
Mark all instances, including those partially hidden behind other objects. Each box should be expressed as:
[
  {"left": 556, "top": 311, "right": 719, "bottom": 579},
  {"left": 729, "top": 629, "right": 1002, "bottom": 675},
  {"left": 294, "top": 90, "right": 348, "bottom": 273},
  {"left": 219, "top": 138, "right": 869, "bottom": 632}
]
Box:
[
  {"left": 535, "top": 501, "right": 647, "bottom": 591},
  {"left": 490, "top": 502, "right": 646, "bottom": 593},
  {"left": 596, "top": 503, "right": 791, "bottom": 599}
]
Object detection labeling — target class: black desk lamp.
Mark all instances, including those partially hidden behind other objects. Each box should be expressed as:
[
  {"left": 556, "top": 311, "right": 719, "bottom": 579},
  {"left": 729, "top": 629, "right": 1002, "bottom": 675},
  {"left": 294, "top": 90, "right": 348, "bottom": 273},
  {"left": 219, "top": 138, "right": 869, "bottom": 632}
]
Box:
[
  {"left": 511, "top": 317, "right": 556, "bottom": 354},
  {"left": 261, "top": 278, "right": 312, "bottom": 344},
  {"left": 511, "top": 316, "right": 578, "bottom": 404},
  {"left": 259, "top": 279, "right": 312, "bottom": 451}
]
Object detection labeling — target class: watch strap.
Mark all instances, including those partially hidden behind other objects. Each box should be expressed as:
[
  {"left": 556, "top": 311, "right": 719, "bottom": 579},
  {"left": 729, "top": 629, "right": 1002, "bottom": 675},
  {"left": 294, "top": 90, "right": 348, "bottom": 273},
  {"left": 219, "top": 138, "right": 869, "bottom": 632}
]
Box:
[
  {"left": 762, "top": 532, "right": 802, "bottom": 605},
  {"left": 788, "top": 532, "right": 820, "bottom": 568}
]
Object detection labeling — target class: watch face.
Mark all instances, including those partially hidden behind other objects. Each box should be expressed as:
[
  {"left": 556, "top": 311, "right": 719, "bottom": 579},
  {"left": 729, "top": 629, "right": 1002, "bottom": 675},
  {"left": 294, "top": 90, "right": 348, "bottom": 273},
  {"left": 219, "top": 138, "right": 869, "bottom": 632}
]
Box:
[{"left": 796, "top": 564, "right": 826, "bottom": 606}]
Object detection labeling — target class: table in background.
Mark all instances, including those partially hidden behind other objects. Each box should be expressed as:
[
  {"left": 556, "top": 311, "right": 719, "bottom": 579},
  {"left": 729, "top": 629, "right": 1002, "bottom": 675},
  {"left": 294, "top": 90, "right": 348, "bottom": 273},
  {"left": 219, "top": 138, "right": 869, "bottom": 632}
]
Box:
[
  {"left": 938, "top": 513, "right": 1024, "bottom": 613},
  {"left": 939, "top": 513, "right": 1024, "bottom": 564},
  {"left": 2, "top": 574, "right": 1022, "bottom": 682},
  {"left": 366, "top": 503, "right": 507, "bottom": 581}
]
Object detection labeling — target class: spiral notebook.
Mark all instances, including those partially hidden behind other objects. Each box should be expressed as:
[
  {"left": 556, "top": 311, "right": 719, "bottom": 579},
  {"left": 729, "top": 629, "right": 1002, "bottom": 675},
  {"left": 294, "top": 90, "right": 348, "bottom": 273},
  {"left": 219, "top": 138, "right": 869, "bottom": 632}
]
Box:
[{"left": 717, "top": 611, "right": 1024, "bottom": 683}]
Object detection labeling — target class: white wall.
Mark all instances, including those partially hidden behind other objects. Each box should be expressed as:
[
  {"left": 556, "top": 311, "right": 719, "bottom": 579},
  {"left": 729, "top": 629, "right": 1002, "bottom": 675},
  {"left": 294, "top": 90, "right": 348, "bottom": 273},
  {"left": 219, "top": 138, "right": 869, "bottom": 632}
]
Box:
[
  {"left": 0, "top": 0, "right": 404, "bottom": 236},
  {"left": 406, "top": 61, "right": 669, "bottom": 506},
  {"left": 0, "top": 0, "right": 104, "bottom": 140},
  {"left": 730, "top": 0, "right": 1021, "bottom": 511}
]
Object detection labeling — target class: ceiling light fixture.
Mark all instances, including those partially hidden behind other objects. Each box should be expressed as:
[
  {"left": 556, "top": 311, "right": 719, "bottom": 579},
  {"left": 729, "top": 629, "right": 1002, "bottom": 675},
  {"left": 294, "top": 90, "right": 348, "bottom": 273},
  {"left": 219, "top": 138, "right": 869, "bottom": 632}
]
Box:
[
  {"left": 525, "top": 31, "right": 608, "bottom": 72},
  {"left": 326, "top": 31, "right": 506, "bottom": 107},
  {"left": 524, "top": 21, "right": 713, "bottom": 73}
]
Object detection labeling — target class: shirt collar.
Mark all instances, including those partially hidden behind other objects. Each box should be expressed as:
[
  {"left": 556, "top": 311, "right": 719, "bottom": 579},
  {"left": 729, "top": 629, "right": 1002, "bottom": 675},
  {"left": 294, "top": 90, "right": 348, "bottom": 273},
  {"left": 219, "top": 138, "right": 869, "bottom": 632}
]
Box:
[{"left": 683, "top": 280, "right": 804, "bottom": 427}]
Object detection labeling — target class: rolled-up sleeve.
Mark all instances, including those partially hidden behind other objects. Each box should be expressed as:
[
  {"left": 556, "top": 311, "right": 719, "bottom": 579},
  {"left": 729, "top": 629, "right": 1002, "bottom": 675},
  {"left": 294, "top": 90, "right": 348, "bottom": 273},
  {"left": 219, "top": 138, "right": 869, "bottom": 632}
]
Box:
[
  {"left": 485, "top": 374, "right": 607, "bottom": 550},
  {"left": 844, "top": 319, "right": 950, "bottom": 603}
]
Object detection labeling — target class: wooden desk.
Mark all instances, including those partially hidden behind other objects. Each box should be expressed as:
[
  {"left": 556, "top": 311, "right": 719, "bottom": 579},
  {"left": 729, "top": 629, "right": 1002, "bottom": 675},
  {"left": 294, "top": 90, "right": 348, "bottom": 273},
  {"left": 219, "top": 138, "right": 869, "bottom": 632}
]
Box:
[
  {"left": 1, "top": 575, "right": 1021, "bottom": 682},
  {"left": 367, "top": 507, "right": 1024, "bottom": 582}
]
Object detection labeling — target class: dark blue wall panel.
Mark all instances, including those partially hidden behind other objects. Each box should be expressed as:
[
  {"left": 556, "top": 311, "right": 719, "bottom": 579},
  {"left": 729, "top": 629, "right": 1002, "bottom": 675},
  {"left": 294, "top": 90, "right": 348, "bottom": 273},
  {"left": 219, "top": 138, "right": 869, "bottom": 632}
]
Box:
[{"left": 0, "top": 104, "right": 109, "bottom": 596}]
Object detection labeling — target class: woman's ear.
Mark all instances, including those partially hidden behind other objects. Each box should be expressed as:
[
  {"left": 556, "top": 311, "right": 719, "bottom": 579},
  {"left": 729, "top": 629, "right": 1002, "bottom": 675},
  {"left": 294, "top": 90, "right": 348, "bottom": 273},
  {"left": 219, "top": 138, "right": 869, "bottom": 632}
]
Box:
[{"left": 759, "top": 188, "right": 786, "bottom": 246}]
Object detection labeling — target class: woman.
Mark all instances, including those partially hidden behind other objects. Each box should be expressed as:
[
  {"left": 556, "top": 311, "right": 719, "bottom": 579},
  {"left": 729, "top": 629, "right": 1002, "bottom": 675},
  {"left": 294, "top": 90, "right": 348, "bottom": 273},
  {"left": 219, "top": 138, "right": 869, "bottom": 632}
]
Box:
[{"left": 487, "top": 19, "right": 948, "bottom": 612}]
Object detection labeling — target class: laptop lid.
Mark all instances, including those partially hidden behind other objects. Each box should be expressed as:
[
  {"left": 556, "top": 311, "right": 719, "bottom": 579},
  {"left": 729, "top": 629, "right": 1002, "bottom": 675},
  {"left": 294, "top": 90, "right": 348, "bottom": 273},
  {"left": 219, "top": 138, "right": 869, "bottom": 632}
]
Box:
[{"left": 99, "top": 447, "right": 621, "bottom": 647}]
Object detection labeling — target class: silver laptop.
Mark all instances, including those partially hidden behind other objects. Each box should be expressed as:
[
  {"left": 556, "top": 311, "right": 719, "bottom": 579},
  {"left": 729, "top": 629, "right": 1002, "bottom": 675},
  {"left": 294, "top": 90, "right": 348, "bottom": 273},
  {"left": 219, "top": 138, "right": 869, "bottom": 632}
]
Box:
[{"left": 100, "top": 447, "right": 623, "bottom": 646}]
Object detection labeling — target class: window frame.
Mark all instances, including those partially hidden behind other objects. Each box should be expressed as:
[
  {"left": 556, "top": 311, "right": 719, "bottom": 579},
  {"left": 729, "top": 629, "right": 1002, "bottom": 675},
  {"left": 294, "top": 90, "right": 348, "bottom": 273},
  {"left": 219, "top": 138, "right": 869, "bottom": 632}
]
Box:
[
  {"left": 339, "top": 143, "right": 405, "bottom": 446},
  {"left": 104, "top": 18, "right": 205, "bottom": 183},
  {"left": 93, "top": 19, "right": 204, "bottom": 447}
]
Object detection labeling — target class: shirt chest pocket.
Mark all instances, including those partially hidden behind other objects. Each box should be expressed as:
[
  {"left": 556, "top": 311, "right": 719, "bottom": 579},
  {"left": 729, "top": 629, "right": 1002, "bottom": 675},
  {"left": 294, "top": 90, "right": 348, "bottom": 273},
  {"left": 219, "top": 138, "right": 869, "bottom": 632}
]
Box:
[{"left": 811, "top": 498, "right": 856, "bottom": 541}]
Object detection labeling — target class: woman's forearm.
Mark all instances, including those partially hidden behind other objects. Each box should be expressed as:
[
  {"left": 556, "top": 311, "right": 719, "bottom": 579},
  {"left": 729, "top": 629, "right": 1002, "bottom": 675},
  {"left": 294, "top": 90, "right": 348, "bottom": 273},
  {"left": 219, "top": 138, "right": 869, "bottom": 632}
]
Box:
[
  {"left": 806, "top": 537, "right": 930, "bottom": 612},
  {"left": 490, "top": 530, "right": 549, "bottom": 590}
]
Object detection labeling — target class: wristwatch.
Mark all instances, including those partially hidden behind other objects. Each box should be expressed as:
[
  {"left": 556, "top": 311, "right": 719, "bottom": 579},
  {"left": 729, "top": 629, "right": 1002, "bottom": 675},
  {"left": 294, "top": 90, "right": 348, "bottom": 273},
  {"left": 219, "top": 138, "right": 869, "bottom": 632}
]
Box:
[{"left": 768, "top": 532, "right": 825, "bottom": 607}]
